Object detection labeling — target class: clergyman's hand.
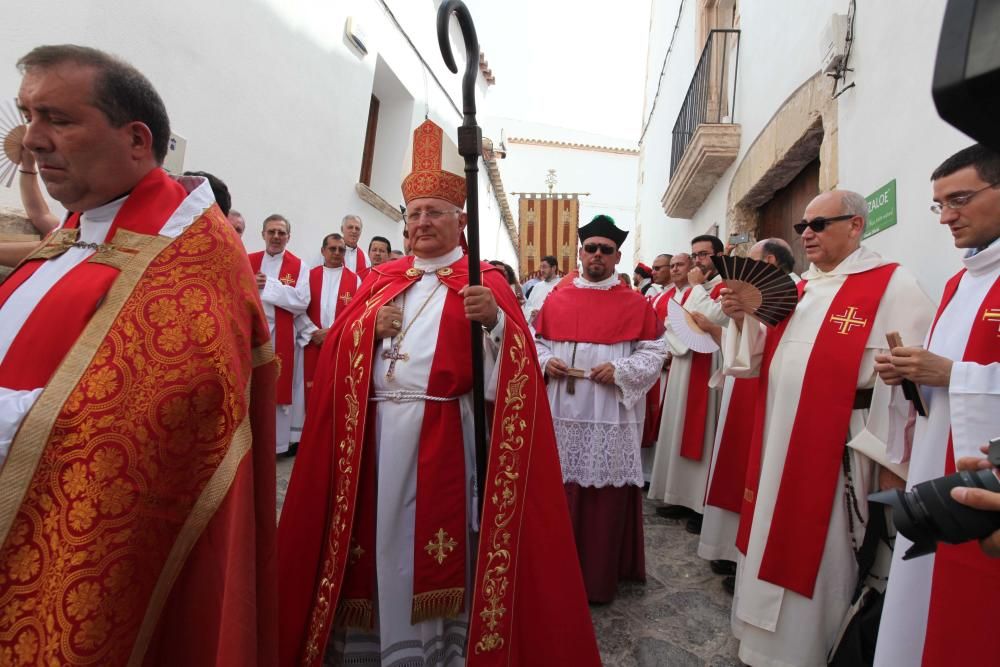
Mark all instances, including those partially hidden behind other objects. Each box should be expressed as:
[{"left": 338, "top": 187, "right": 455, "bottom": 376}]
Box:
[
  {"left": 255, "top": 272, "right": 268, "bottom": 290},
  {"left": 460, "top": 285, "right": 499, "bottom": 329},
  {"left": 688, "top": 266, "right": 706, "bottom": 286},
  {"left": 889, "top": 346, "right": 953, "bottom": 387},
  {"left": 690, "top": 311, "right": 722, "bottom": 344},
  {"left": 375, "top": 304, "right": 403, "bottom": 340},
  {"left": 310, "top": 328, "right": 329, "bottom": 346},
  {"left": 590, "top": 362, "right": 616, "bottom": 385},
  {"left": 718, "top": 287, "right": 746, "bottom": 327},
  {"left": 874, "top": 353, "right": 904, "bottom": 386},
  {"left": 545, "top": 357, "right": 569, "bottom": 379}
]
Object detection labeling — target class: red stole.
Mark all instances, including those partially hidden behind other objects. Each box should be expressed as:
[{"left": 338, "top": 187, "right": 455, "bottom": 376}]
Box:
[
  {"left": 248, "top": 250, "right": 302, "bottom": 404},
  {"left": 921, "top": 268, "right": 1000, "bottom": 666},
  {"left": 679, "top": 283, "right": 721, "bottom": 461},
  {"left": 534, "top": 281, "right": 662, "bottom": 344},
  {"left": 352, "top": 245, "right": 369, "bottom": 279},
  {"left": 705, "top": 377, "right": 758, "bottom": 512},
  {"left": 303, "top": 265, "right": 357, "bottom": 398},
  {"left": 641, "top": 287, "right": 677, "bottom": 446},
  {"left": 752, "top": 264, "right": 898, "bottom": 598},
  {"left": 0, "top": 169, "right": 187, "bottom": 389}
]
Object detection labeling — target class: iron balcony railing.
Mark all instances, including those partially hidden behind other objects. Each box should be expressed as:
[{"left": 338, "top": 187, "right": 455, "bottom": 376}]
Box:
[{"left": 670, "top": 29, "right": 741, "bottom": 178}]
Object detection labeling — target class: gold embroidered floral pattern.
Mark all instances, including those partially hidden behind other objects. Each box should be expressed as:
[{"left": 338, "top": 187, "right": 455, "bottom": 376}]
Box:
[
  {"left": 475, "top": 330, "right": 531, "bottom": 655},
  {"left": 424, "top": 528, "right": 458, "bottom": 565},
  {"left": 0, "top": 210, "right": 267, "bottom": 665}
]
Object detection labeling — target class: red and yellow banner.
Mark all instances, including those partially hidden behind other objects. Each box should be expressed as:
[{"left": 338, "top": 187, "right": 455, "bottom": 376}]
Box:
[{"left": 518, "top": 195, "right": 579, "bottom": 280}]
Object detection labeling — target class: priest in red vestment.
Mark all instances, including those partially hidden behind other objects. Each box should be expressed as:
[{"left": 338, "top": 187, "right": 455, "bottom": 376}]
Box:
[
  {"left": 874, "top": 144, "right": 1000, "bottom": 667},
  {"left": 534, "top": 215, "right": 666, "bottom": 604},
  {"left": 720, "top": 190, "right": 933, "bottom": 667},
  {"left": 278, "top": 119, "right": 599, "bottom": 667},
  {"left": 0, "top": 45, "right": 276, "bottom": 666},
  {"left": 295, "top": 232, "right": 359, "bottom": 403},
  {"left": 249, "top": 214, "right": 310, "bottom": 455}
]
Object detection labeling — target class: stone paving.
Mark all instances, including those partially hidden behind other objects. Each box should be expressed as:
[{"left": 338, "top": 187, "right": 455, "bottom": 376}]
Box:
[{"left": 276, "top": 457, "right": 741, "bottom": 666}]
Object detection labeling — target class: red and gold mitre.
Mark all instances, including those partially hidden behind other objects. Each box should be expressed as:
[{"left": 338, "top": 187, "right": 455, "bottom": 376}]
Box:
[{"left": 401, "top": 119, "right": 466, "bottom": 207}]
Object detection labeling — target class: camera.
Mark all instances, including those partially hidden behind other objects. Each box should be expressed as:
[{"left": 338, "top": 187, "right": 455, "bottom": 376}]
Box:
[
  {"left": 728, "top": 232, "right": 751, "bottom": 245},
  {"left": 870, "top": 437, "right": 1000, "bottom": 560}
]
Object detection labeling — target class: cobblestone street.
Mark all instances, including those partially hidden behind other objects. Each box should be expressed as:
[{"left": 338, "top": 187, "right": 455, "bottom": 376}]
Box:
[{"left": 277, "top": 458, "right": 741, "bottom": 666}]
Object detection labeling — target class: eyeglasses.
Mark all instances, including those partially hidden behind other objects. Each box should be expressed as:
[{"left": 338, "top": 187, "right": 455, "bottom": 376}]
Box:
[
  {"left": 793, "top": 214, "right": 855, "bottom": 235},
  {"left": 691, "top": 251, "right": 716, "bottom": 259},
  {"left": 583, "top": 243, "right": 616, "bottom": 255},
  {"left": 930, "top": 183, "right": 999, "bottom": 214},
  {"left": 325, "top": 246, "right": 346, "bottom": 253},
  {"left": 405, "top": 208, "right": 458, "bottom": 223}
]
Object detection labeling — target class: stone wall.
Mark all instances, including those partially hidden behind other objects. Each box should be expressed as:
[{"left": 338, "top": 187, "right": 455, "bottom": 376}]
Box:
[{"left": 0, "top": 206, "right": 40, "bottom": 281}]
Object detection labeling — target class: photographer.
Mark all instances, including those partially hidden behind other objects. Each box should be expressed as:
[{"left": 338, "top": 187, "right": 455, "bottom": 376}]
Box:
[{"left": 873, "top": 144, "right": 1000, "bottom": 667}]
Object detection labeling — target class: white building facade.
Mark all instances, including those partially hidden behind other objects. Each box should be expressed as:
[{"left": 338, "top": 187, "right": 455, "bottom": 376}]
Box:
[
  {"left": 636, "top": 0, "right": 972, "bottom": 300},
  {"left": 0, "top": 0, "right": 517, "bottom": 265}
]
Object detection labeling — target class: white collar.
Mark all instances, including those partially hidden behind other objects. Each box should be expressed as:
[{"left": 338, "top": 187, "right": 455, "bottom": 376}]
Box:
[
  {"left": 801, "top": 245, "right": 888, "bottom": 280},
  {"left": 80, "top": 195, "right": 128, "bottom": 226},
  {"left": 963, "top": 236, "right": 1000, "bottom": 277},
  {"left": 573, "top": 273, "right": 620, "bottom": 290},
  {"left": 413, "top": 246, "right": 464, "bottom": 272},
  {"left": 323, "top": 265, "right": 344, "bottom": 273}
]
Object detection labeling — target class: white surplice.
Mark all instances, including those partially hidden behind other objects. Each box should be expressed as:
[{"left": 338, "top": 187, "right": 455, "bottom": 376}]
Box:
[
  {"left": 258, "top": 250, "right": 310, "bottom": 453},
  {"left": 874, "top": 238, "right": 1000, "bottom": 666},
  {"left": 331, "top": 246, "right": 505, "bottom": 667},
  {"left": 343, "top": 244, "right": 367, "bottom": 275},
  {"left": 723, "top": 247, "right": 934, "bottom": 667},
  {"left": 648, "top": 276, "right": 727, "bottom": 511},
  {"left": 295, "top": 265, "right": 357, "bottom": 336},
  {"left": 534, "top": 274, "right": 666, "bottom": 489},
  {"left": 522, "top": 275, "right": 557, "bottom": 325},
  {"left": 0, "top": 175, "right": 216, "bottom": 466}
]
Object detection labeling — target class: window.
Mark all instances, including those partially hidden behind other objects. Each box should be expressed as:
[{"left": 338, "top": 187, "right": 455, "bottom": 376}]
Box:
[{"left": 359, "top": 95, "right": 380, "bottom": 187}]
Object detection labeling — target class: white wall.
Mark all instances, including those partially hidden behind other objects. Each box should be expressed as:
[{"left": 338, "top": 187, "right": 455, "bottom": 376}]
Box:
[
  {"left": 636, "top": 0, "right": 974, "bottom": 301},
  {"left": 490, "top": 117, "right": 640, "bottom": 272},
  {"left": 0, "top": 0, "right": 513, "bottom": 265}
]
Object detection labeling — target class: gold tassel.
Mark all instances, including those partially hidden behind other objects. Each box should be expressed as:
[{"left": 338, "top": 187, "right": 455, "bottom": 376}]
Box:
[
  {"left": 410, "top": 587, "right": 465, "bottom": 624},
  {"left": 336, "top": 598, "right": 374, "bottom": 630}
]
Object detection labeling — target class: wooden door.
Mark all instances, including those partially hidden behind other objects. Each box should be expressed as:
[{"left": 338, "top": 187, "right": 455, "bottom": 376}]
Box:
[{"left": 757, "top": 159, "right": 819, "bottom": 274}]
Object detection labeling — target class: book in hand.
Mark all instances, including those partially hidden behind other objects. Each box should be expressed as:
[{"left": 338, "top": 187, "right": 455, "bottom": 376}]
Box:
[
  {"left": 711, "top": 254, "right": 798, "bottom": 327},
  {"left": 886, "top": 331, "right": 929, "bottom": 417}
]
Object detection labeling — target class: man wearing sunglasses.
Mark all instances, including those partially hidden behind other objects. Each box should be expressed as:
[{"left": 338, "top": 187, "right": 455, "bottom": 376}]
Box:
[
  {"left": 650, "top": 234, "right": 729, "bottom": 537},
  {"left": 874, "top": 144, "right": 1000, "bottom": 667},
  {"left": 717, "top": 190, "right": 933, "bottom": 667},
  {"left": 296, "top": 232, "right": 359, "bottom": 405},
  {"left": 534, "top": 214, "right": 666, "bottom": 604},
  {"left": 279, "top": 120, "right": 599, "bottom": 666}
]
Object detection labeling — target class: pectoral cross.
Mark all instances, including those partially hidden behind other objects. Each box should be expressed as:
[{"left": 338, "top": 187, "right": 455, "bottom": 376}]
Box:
[{"left": 382, "top": 342, "right": 409, "bottom": 379}]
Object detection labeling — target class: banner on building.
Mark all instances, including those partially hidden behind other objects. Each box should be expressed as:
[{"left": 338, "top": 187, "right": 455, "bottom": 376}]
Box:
[{"left": 517, "top": 194, "right": 579, "bottom": 280}]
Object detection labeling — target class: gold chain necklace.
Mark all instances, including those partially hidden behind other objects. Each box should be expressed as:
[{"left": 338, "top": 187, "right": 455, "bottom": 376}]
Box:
[{"left": 382, "top": 279, "right": 444, "bottom": 379}]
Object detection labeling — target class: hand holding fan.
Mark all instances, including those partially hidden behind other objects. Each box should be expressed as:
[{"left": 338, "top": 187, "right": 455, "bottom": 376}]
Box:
[
  {"left": 711, "top": 255, "right": 798, "bottom": 326},
  {"left": 667, "top": 298, "right": 719, "bottom": 353}
]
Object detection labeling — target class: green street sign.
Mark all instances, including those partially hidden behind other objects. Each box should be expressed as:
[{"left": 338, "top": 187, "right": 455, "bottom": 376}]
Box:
[{"left": 864, "top": 179, "right": 897, "bottom": 239}]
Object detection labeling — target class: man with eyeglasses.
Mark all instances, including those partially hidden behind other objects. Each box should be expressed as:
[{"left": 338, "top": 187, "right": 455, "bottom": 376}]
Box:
[
  {"left": 874, "top": 144, "right": 1000, "bottom": 667},
  {"left": 251, "top": 214, "right": 310, "bottom": 457},
  {"left": 649, "top": 235, "right": 729, "bottom": 537},
  {"left": 296, "top": 232, "right": 359, "bottom": 405},
  {"left": 522, "top": 254, "right": 559, "bottom": 325},
  {"left": 279, "top": 119, "right": 599, "bottom": 666},
  {"left": 718, "top": 190, "right": 933, "bottom": 667},
  {"left": 534, "top": 214, "right": 666, "bottom": 604}
]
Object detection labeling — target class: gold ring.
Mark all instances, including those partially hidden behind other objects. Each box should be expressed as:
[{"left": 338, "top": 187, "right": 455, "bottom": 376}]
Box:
[{"left": 391, "top": 319, "right": 402, "bottom": 328}]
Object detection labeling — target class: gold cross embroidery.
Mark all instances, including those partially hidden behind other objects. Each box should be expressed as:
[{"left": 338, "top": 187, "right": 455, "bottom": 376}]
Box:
[
  {"left": 279, "top": 273, "right": 295, "bottom": 285},
  {"left": 340, "top": 292, "right": 353, "bottom": 306},
  {"left": 830, "top": 306, "right": 868, "bottom": 335},
  {"left": 984, "top": 308, "right": 1000, "bottom": 337},
  {"left": 424, "top": 528, "right": 458, "bottom": 565},
  {"left": 349, "top": 541, "right": 364, "bottom": 565}
]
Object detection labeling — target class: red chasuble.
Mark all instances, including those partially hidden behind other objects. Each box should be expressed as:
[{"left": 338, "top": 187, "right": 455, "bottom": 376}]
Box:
[
  {"left": 0, "top": 168, "right": 277, "bottom": 665},
  {"left": 303, "top": 265, "right": 358, "bottom": 400},
  {"left": 534, "top": 280, "right": 662, "bottom": 344},
  {"left": 921, "top": 269, "right": 1000, "bottom": 667},
  {"left": 277, "top": 256, "right": 600, "bottom": 667},
  {"left": 742, "top": 264, "right": 898, "bottom": 598},
  {"left": 248, "top": 250, "right": 303, "bottom": 404}
]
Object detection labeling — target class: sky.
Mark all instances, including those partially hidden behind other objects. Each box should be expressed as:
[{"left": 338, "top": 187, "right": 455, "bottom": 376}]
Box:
[{"left": 463, "top": 0, "right": 652, "bottom": 143}]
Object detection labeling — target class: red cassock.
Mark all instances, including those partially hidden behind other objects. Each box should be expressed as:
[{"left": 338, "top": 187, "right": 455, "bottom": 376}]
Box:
[
  {"left": 277, "top": 255, "right": 601, "bottom": 667},
  {"left": 0, "top": 168, "right": 277, "bottom": 665}
]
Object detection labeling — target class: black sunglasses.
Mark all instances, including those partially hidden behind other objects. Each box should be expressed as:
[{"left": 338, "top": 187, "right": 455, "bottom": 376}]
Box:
[
  {"left": 793, "top": 214, "right": 855, "bottom": 235},
  {"left": 583, "top": 243, "right": 616, "bottom": 255}
]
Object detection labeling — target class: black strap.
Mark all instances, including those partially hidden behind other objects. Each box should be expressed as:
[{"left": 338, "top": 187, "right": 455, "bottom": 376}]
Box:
[
  {"left": 853, "top": 388, "right": 874, "bottom": 411},
  {"left": 855, "top": 500, "right": 888, "bottom": 582}
]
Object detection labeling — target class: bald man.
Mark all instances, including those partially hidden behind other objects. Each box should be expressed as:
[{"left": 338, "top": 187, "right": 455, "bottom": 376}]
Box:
[{"left": 718, "top": 191, "right": 934, "bottom": 666}]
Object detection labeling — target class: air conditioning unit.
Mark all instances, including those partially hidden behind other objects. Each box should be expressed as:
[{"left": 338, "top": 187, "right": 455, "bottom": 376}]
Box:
[{"left": 820, "top": 14, "right": 849, "bottom": 75}]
